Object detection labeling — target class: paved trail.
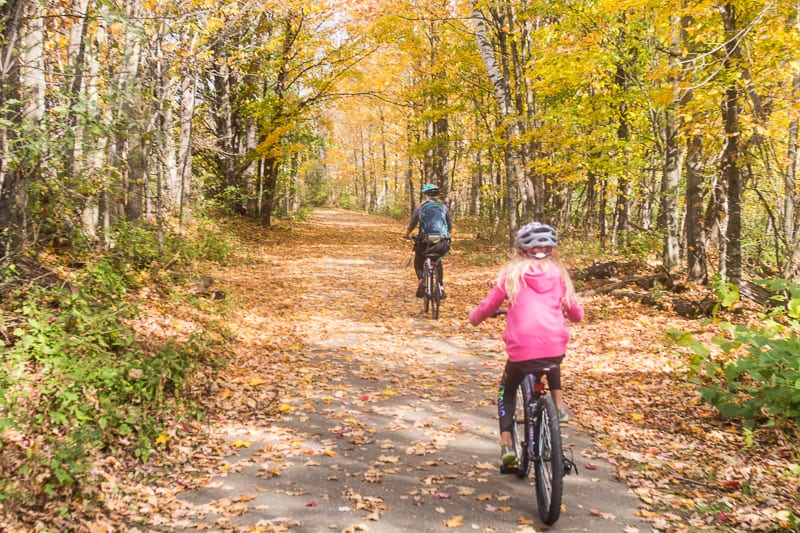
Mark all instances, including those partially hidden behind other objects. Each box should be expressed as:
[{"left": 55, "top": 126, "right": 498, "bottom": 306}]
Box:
[{"left": 174, "top": 209, "right": 653, "bottom": 533}]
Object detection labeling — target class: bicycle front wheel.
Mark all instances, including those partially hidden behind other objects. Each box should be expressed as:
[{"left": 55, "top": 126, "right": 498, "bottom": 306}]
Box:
[{"left": 533, "top": 395, "right": 564, "bottom": 525}]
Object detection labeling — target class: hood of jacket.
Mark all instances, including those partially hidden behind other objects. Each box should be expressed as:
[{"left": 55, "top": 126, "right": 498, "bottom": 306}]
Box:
[{"left": 521, "top": 263, "right": 561, "bottom": 294}]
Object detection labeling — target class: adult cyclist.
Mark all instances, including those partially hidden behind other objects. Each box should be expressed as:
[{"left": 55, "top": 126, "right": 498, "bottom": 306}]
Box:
[{"left": 404, "top": 183, "right": 452, "bottom": 298}]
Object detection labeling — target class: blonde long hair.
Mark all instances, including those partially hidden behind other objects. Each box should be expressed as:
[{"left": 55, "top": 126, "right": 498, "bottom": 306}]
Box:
[{"left": 499, "top": 249, "right": 576, "bottom": 307}]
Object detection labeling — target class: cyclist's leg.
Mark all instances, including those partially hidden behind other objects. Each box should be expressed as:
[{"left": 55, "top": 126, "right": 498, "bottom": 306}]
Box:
[
  {"left": 413, "top": 243, "right": 425, "bottom": 297},
  {"left": 434, "top": 240, "right": 449, "bottom": 281},
  {"left": 497, "top": 361, "right": 525, "bottom": 445},
  {"left": 543, "top": 356, "right": 568, "bottom": 421}
]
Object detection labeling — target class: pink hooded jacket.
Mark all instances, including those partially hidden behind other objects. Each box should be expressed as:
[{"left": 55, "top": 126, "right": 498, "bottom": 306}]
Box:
[{"left": 469, "top": 262, "right": 584, "bottom": 362}]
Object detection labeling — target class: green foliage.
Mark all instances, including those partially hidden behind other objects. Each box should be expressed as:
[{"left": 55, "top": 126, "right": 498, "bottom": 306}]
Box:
[
  {"left": 336, "top": 191, "right": 361, "bottom": 211},
  {"left": 107, "top": 220, "right": 168, "bottom": 271},
  {"left": 618, "top": 229, "right": 662, "bottom": 262},
  {"left": 182, "top": 224, "right": 236, "bottom": 265},
  {"left": 712, "top": 274, "right": 740, "bottom": 311},
  {"left": 0, "top": 267, "right": 198, "bottom": 499},
  {"left": 377, "top": 198, "right": 407, "bottom": 220},
  {"left": 667, "top": 280, "right": 800, "bottom": 428},
  {"left": 304, "top": 163, "right": 332, "bottom": 207},
  {"left": 207, "top": 185, "right": 250, "bottom": 216},
  {"left": 109, "top": 218, "right": 236, "bottom": 272},
  {"left": 0, "top": 225, "right": 227, "bottom": 503}
]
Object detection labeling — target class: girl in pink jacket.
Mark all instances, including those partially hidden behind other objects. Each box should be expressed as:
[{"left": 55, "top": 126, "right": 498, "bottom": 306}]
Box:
[{"left": 469, "top": 222, "right": 583, "bottom": 467}]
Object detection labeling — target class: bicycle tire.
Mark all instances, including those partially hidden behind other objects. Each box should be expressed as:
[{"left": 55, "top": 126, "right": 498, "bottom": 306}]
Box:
[
  {"left": 423, "top": 260, "right": 431, "bottom": 313},
  {"left": 514, "top": 382, "right": 531, "bottom": 478},
  {"left": 533, "top": 395, "right": 564, "bottom": 525},
  {"left": 431, "top": 261, "right": 440, "bottom": 319}
]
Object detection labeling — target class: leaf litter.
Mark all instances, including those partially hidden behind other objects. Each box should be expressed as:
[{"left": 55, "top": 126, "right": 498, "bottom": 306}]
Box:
[
  {"left": 164, "top": 210, "right": 796, "bottom": 532},
  {"left": 4, "top": 209, "right": 795, "bottom": 532}
]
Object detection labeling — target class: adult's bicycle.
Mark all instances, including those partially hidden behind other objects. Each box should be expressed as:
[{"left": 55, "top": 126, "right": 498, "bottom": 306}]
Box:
[
  {"left": 493, "top": 310, "right": 577, "bottom": 525},
  {"left": 422, "top": 250, "right": 444, "bottom": 319},
  {"left": 408, "top": 236, "right": 446, "bottom": 319}
]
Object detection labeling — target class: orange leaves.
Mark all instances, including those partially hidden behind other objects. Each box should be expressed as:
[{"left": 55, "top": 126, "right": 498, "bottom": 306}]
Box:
[
  {"left": 108, "top": 209, "right": 800, "bottom": 533},
  {"left": 443, "top": 515, "right": 463, "bottom": 528}
]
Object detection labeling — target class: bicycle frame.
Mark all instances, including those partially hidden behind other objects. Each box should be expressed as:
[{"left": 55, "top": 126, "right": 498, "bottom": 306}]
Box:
[
  {"left": 422, "top": 253, "right": 443, "bottom": 319},
  {"left": 488, "top": 309, "right": 576, "bottom": 525},
  {"left": 503, "top": 368, "right": 577, "bottom": 526}
]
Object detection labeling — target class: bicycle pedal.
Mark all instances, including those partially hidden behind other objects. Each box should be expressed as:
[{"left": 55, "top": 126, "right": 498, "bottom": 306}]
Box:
[{"left": 563, "top": 457, "right": 578, "bottom": 476}]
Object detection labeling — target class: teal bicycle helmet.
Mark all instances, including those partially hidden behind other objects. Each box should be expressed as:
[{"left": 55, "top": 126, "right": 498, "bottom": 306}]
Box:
[{"left": 421, "top": 183, "right": 439, "bottom": 196}]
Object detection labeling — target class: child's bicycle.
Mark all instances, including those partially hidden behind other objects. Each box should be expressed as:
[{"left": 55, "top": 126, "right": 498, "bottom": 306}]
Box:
[{"left": 492, "top": 310, "right": 578, "bottom": 525}]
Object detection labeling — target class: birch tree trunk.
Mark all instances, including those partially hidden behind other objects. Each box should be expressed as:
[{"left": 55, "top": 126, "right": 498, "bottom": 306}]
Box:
[
  {"left": 781, "top": 85, "right": 800, "bottom": 278},
  {"left": 160, "top": 46, "right": 180, "bottom": 210},
  {"left": 781, "top": 6, "right": 800, "bottom": 278},
  {"left": 686, "top": 135, "right": 708, "bottom": 283},
  {"left": 80, "top": 14, "right": 108, "bottom": 241},
  {"left": 0, "top": 0, "right": 26, "bottom": 235},
  {"left": 177, "top": 65, "right": 196, "bottom": 231},
  {"left": 471, "top": 1, "right": 522, "bottom": 243},
  {"left": 4, "top": 0, "right": 47, "bottom": 247},
  {"left": 661, "top": 13, "right": 687, "bottom": 273},
  {"left": 20, "top": 0, "right": 44, "bottom": 124},
  {"left": 66, "top": 0, "right": 89, "bottom": 183}
]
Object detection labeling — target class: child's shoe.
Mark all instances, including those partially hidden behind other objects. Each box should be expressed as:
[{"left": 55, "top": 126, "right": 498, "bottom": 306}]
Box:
[
  {"left": 501, "top": 445, "right": 517, "bottom": 466},
  {"left": 558, "top": 408, "right": 570, "bottom": 424}
]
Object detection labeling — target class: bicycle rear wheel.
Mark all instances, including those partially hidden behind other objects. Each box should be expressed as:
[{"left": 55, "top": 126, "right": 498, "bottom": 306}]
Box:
[
  {"left": 533, "top": 395, "right": 564, "bottom": 525},
  {"left": 430, "top": 262, "right": 441, "bottom": 319},
  {"left": 423, "top": 260, "right": 431, "bottom": 314}
]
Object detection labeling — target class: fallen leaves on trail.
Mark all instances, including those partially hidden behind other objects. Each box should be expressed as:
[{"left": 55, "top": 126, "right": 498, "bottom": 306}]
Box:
[
  {"left": 443, "top": 515, "right": 464, "bottom": 527},
  {"left": 10, "top": 209, "right": 791, "bottom": 532},
  {"left": 567, "top": 296, "right": 799, "bottom": 532}
]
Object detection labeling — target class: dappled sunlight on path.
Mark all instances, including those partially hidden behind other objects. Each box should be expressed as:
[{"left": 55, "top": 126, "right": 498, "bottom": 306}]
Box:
[{"left": 164, "top": 208, "right": 653, "bottom": 533}]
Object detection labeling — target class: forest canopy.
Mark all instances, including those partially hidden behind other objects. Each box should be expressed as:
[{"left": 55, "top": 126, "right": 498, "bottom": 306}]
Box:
[{"left": 0, "top": 0, "right": 799, "bottom": 283}]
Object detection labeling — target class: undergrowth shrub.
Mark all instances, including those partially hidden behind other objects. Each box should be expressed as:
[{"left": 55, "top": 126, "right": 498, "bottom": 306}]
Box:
[
  {"left": 0, "top": 285, "right": 195, "bottom": 502},
  {"left": 0, "top": 221, "right": 230, "bottom": 508},
  {"left": 108, "top": 218, "right": 236, "bottom": 273},
  {"left": 668, "top": 278, "right": 800, "bottom": 428}
]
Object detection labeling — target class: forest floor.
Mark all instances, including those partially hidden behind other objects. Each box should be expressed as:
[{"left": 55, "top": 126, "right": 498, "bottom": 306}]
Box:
[
  {"left": 131, "top": 207, "right": 796, "bottom": 533},
  {"left": 7, "top": 208, "right": 796, "bottom": 532}
]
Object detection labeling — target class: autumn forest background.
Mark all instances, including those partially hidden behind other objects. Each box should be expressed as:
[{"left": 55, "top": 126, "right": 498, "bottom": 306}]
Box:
[{"left": 1, "top": 0, "right": 799, "bottom": 531}]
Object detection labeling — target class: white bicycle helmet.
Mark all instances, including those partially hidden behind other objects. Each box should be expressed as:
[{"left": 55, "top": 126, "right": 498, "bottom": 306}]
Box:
[{"left": 515, "top": 222, "right": 558, "bottom": 256}]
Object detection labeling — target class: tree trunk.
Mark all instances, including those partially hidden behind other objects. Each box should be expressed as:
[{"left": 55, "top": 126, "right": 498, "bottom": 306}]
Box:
[
  {"left": 783, "top": 101, "right": 800, "bottom": 278},
  {"left": 0, "top": 1, "right": 26, "bottom": 241},
  {"left": 19, "top": 0, "right": 46, "bottom": 243},
  {"left": 661, "top": 13, "right": 686, "bottom": 273},
  {"left": 614, "top": 61, "right": 631, "bottom": 247},
  {"left": 471, "top": 2, "right": 522, "bottom": 243},
  {"left": 686, "top": 136, "right": 708, "bottom": 284},
  {"left": 178, "top": 61, "right": 196, "bottom": 232},
  {"left": 81, "top": 14, "right": 108, "bottom": 242},
  {"left": 781, "top": 5, "right": 800, "bottom": 278},
  {"left": 720, "top": 3, "right": 743, "bottom": 284},
  {"left": 20, "top": 0, "right": 44, "bottom": 124}
]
